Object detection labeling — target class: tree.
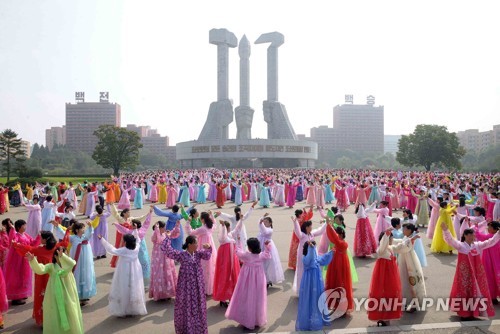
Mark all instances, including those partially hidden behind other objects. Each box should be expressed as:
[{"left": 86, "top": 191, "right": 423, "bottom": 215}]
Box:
[
  {"left": 92, "top": 125, "right": 143, "bottom": 175},
  {"left": 396, "top": 124, "right": 465, "bottom": 171},
  {"left": 0, "top": 129, "right": 26, "bottom": 182}
]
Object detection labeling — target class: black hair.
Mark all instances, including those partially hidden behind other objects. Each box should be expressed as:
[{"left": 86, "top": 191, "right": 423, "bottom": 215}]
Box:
[
  {"left": 247, "top": 237, "right": 261, "bottom": 254},
  {"left": 335, "top": 226, "right": 346, "bottom": 239},
  {"left": 172, "top": 205, "right": 179, "bottom": 213},
  {"left": 14, "top": 219, "right": 27, "bottom": 232},
  {"left": 41, "top": 231, "right": 57, "bottom": 250},
  {"left": 294, "top": 209, "right": 303, "bottom": 218},
  {"left": 437, "top": 196, "right": 444, "bottom": 203},
  {"left": 335, "top": 214, "right": 346, "bottom": 228},
  {"left": 200, "top": 212, "right": 213, "bottom": 229},
  {"left": 380, "top": 201, "right": 389, "bottom": 206},
  {"left": 123, "top": 233, "right": 137, "bottom": 250},
  {"left": 355, "top": 204, "right": 363, "bottom": 214},
  {"left": 473, "top": 207, "right": 486, "bottom": 216},
  {"left": 2, "top": 218, "right": 12, "bottom": 233},
  {"left": 234, "top": 207, "right": 242, "bottom": 221},
  {"left": 331, "top": 207, "right": 338, "bottom": 215},
  {"left": 182, "top": 235, "right": 197, "bottom": 250},
  {"left": 71, "top": 222, "right": 85, "bottom": 235},
  {"left": 52, "top": 247, "right": 66, "bottom": 264},
  {"left": 301, "top": 220, "right": 313, "bottom": 234},
  {"left": 391, "top": 217, "right": 401, "bottom": 228},
  {"left": 461, "top": 228, "right": 474, "bottom": 242},
  {"left": 95, "top": 205, "right": 103, "bottom": 215},
  {"left": 131, "top": 219, "right": 142, "bottom": 229},
  {"left": 120, "top": 208, "right": 130, "bottom": 218},
  {"left": 488, "top": 221, "right": 500, "bottom": 232},
  {"left": 303, "top": 240, "right": 316, "bottom": 256},
  {"left": 189, "top": 208, "right": 197, "bottom": 218},
  {"left": 403, "top": 223, "right": 417, "bottom": 234},
  {"left": 403, "top": 209, "right": 413, "bottom": 220},
  {"left": 46, "top": 195, "right": 53, "bottom": 202},
  {"left": 153, "top": 220, "right": 166, "bottom": 230},
  {"left": 440, "top": 201, "right": 448, "bottom": 209},
  {"left": 378, "top": 231, "right": 390, "bottom": 243},
  {"left": 263, "top": 216, "right": 273, "bottom": 229},
  {"left": 459, "top": 196, "right": 466, "bottom": 207},
  {"left": 223, "top": 221, "right": 231, "bottom": 231}
]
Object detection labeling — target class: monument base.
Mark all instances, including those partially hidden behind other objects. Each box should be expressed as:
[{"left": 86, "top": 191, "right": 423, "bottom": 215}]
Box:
[{"left": 176, "top": 138, "right": 317, "bottom": 169}]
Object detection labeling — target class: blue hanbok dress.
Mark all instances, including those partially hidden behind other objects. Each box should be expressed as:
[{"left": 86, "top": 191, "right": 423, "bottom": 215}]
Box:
[
  {"left": 259, "top": 186, "right": 271, "bottom": 207},
  {"left": 153, "top": 206, "right": 184, "bottom": 250},
  {"left": 197, "top": 184, "right": 206, "bottom": 203},
  {"left": 325, "top": 184, "right": 335, "bottom": 204},
  {"left": 69, "top": 227, "right": 97, "bottom": 300},
  {"left": 296, "top": 185, "right": 304, "bottom": 202},
  {"left": 296, "top": 245, "right": 333, "bottom": 331},
  {"left": 133, "top": 187, "right": 143, "bottom": 209},
  {"left": 179, "top": 185, "right": 190, "bottom": 207}
]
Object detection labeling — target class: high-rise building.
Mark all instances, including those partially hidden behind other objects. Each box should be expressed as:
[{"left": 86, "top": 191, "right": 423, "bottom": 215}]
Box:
[
  {"left": 45, "top": 126, "right": 66, "bottom": 151},
  {"left": 141, "top": 134, "right": 170, "bottom": 155},
  {"left": 310, "top": 126, "right": 336, "bottom": 156},
  {"left": 65, "top": 93, "right": 121, "bottom": 153},
  {"left": 384, "top": 135, "right": 401, "bottom": 154},
  {"left": 126, "top": 124, "right": 151, "bottom": 138},
  {"left": 456, "top": 124, "right": 500, "bottom": 152},
  {"left": 20, "top": 140, "right": 31, "bottom": 158},
  {"left": 333, "top": 101, "right": 384, "bottom": 153}
]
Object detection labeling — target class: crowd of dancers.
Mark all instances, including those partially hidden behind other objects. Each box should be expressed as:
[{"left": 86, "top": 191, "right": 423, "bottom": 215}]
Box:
[{"left": 0, "top": 168, "right": 498, "bottom": 333}]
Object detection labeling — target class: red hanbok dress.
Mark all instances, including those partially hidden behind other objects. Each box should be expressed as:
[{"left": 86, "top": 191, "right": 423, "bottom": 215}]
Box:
[
  {"left": 287, "top": 208, "right": 313, "bottom": 270},
  {"left": 13, "top": 230, "right": 69, "bottom": 325},
  {"left": 443, "top": 229, "right": 499, "bottom": 318},
  {"left": 216, "top": 184, "right": 228, "bottom": 208},
  {"left": 325, "top": 224, "right": 353, "bottom": 313},
  {"left": 213, "top": 223, "right": 240, "bottom": 302}
]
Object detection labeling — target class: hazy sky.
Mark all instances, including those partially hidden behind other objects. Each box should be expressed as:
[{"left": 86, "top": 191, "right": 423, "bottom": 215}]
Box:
[{"left": 1, "top": 0, "right": 499, "bottom": 146}]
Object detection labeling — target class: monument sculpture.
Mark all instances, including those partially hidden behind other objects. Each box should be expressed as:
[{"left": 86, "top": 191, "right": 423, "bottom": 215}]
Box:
[
  {"left": 235, "top": 35, "right": 254, "bottom": 139},
  {"left": 255, "top": 32, "right": 297, "bottom": 140},
  {"left": 198, "top": 28, "right": 237, "bottom": 140},
  {"left": 177, "top": 29, "right": 317, "bottom": 168}
]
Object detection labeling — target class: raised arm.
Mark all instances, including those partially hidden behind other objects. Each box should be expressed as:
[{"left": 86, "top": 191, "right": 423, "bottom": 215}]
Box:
[
  {"left": 476, "top": 231, "right": 500, "bottom": 251},
  {"left": 100, "top": 236, "right": 120, "bottom": 256},
  {"left": 160, "top": 236, "right": 182, "bottom": 261},
  {"left": 442, "top": 227, "right": 462, "bottom": 250},
  {"left": 153, "top": 206, "right": 174, "bottom": 218},
  {"left": 311, "top": 221, "right": 328, "bottom": 237}
]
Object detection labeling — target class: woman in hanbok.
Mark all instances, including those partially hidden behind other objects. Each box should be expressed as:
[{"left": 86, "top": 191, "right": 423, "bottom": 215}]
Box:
[
  {"left": 99, "top": 230, "right": 147, "bottom": 317},
  {"left": 208, "top": 179, "right": 217, "bottom": 202},
  {"left": 353, "top": 204, "right": 377, "bottom": 257},
  {"left": 442, "top": 222, "right": 500, "bottom": 319},
  {"left": 413, "top": 189, "right": 429, "bottom": 227},
  {"left": 68, "top": 222, "right": 96, "bottom": 305},
  {"left": 325, "top": 180, "right": 335, "bottom": 204},
  {"left": 216, "top": 201, "right": 256, "bottom": 250},
  {"left": 85, "top": 188, "right": 98, "bottom": 218},
  {"left": 157, "top": 182, "right": 167, "bottom": 204},
  {"left": 89, "top": 205, "right": 111, "bottom": 259},
  {"left": 402, "top": 209, "right": 427, "bottom": 267},
  {"left": 367, "top": 183, "right": 381, "bottom": 205},
  {"left": 216, "top": 182, "right": 228, "bottom": 208},
  {"left": 27, "top": 248, "right": 84, "bottom": 334},
  {"left": 41, "top": 196, "right": 58, "bottom": 232},
  {"left": 273, "top": 181, "right": 285, "bottom": 207},
  {"left": 197, "top": 182, "right": 206, "bottom": 203},
  {"left": 149, "top": 220, "right": 180, "bottom": 301},
  {"left": 452, "top": 196, "right": 475, "bottom": 240},
  {"left": 257, "top": 215, "right": 285, "bottom": 287},
  {"left": 6, "top": 219, "right": 39, "bottom": 305},
  {"left": 117, "top": 183, "right": 132, "bottom": 210},
  {"left": 286, "top": 181, "right": 299, "bottom": 208},
  {"left": 225, "top": 238, "right": 271, "bottom": 330},
  {"left": 149, "top": 181, "right": 158, "bottom": 203},
  {"left": 296, "top": 241, "right": 333, "bottom": 331},
  {"left": 179, "top": 183, "right": 190, "bottom": 207},
  {"left": 426, "top": 196, "right": 443, "bottom": 239},
  {"left": 287, "top": 207, "right": 313, "bottom": 270},
  {"left": 259, "top": 182, "right": 271, "bottom": 208},
  {"left": 367, "top": 229, "right": 404, "bottom": 327},
  {"left": 398, "top": 223, "right": 426, "bottom": 311},
  {"left": 23, "top": 196, "right": 42, "bottom": 238},
  {"left": 291, "top": 217, "right": 327, "bottom": 294},
  {"left": 184, "top": 211, "right": 217, "bottom": 295},
  {"left": 305, "top": 182, "right": 316, "bottom": 206},
  {"left": 335, "top": 182, "right": 348, "bottom": 212},
  {"left": 133, "top": 184, "right": 144, "bottom": 209},
  {"left": 232, "top": 181, "right": 243, "bottom": 206},
  {"left": 0, "top": 219, "right": 11, "bottom": 274},
  {"left": 166, "top": 183, "right": 178, "bottom": 208},
  {"left": 113, "top": 207, "right": 153, "bottom": 289},
  {"left": 213, "top": 220, "right": 241, "bottom": 307},
  {"left": 325, "top": 224, "right": 353, "bottom": 313},
  {"left": 296, "top": 180, "right": 304, "bottom": 202},
  {"left": 471, "top": 220, "right": 499, "bottom": 305},
  {"left": 13, "top": 229, "right": 69, "bottom": 326},
  {"left": 108, "top": 204, "right": 149, "bottom": 268},
  {"left": 0, "top": 254, "right": 6, "bottom": 329},
  {"left": 162, "top": 234, "right": 212, "bottom": 334},
  {"left": 368, "top": 200, "right": 390, "bottom": 242},
  {"left": 430, "top": 202, "right": 456, "bottom": 253}
]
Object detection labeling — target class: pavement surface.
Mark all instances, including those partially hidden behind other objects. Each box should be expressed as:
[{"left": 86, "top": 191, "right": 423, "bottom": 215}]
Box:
[{"left": 2, "top": 200, "right": 499, "bottom": 334}]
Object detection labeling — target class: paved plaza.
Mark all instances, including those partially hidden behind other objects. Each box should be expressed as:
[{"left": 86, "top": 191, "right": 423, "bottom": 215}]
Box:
[{"left": 2, "top": 201, "right": 499, "bottom": 334}]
